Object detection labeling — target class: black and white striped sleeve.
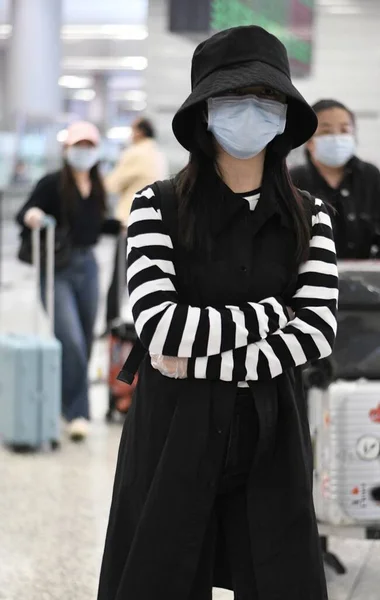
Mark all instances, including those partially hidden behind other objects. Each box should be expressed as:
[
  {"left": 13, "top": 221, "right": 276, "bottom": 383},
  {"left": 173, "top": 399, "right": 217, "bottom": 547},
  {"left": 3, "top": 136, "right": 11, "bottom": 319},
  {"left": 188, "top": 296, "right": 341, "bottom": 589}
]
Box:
[
  {"left": 188, "top": 198, "right": 338, "bottom": 380},
  {"left": 127, "top": 186, "right": 290, "bottom": 358}
]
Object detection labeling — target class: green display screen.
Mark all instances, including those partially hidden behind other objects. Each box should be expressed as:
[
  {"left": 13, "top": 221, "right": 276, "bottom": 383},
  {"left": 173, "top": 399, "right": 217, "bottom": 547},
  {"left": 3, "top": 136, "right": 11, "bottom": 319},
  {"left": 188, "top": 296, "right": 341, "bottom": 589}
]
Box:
[{"left": 210, "top": 0, "right": 314, "bottom": 77}]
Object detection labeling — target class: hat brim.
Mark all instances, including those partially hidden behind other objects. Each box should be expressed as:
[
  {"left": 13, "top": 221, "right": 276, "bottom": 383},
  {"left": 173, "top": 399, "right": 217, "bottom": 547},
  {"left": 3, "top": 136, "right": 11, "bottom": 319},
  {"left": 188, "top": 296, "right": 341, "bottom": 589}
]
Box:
[
  {"left": 65, "top": 134, "right": 99, "bottom": 147},
  {"left": 172, "top": 59, "right": 317, "bottom": 151}
]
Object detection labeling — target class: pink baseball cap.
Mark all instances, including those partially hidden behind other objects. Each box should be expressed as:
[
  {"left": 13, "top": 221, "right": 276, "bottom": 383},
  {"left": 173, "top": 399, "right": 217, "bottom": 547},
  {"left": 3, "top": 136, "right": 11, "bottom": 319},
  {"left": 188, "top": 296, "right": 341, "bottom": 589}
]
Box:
[{"left": 65, "top": 121, "right": 100, "bottom": 146}]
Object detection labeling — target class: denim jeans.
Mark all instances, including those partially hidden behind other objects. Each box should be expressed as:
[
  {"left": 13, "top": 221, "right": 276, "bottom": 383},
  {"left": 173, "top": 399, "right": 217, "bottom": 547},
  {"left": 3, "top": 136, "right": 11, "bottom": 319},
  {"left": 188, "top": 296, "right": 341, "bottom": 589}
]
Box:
[{"left": 42, "top": 248, "right": 99, "bottom": 421}]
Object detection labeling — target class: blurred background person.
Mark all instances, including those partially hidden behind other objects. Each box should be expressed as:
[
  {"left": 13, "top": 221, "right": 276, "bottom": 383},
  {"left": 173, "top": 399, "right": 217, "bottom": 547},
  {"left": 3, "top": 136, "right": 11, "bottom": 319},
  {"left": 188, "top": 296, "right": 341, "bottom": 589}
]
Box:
[
  {"left": 16, "top": 121, "right": 121, "bottom": 442},
  {"left": 291, "top": 99, "right": 380, "bottom": 259},
  {"left": 11, "top": 159, "right": 29, "bottom": 185},
  {"left": 103, "top": 117, "right": 168, "bottom": 331}
]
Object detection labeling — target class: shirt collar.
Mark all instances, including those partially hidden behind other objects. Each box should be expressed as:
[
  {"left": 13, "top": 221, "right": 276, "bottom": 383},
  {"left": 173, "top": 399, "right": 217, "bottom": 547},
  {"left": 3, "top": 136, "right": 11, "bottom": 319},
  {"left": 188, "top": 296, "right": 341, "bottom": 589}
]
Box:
[{"left": 210, "top": 173, "right": 293, "bottom": 236}]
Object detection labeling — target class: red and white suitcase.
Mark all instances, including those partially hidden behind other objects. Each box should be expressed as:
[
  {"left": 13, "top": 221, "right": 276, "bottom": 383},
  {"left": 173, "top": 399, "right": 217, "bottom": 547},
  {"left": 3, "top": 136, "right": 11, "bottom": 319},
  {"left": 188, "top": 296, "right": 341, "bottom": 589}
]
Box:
[{"left": 310, "top": 381, "right": 380, "bottom": 526}]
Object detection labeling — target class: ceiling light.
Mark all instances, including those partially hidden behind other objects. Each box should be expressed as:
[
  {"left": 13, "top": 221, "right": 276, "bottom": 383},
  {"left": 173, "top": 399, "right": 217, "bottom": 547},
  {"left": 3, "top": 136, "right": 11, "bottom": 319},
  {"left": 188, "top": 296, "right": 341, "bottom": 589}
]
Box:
[
  {"left": 0, "top": 24, "right": 147, "bottom": 42},
  {"left": 71, "top": 89, "right": 96, "bottom": 102},
  {"left": 63, "top": 57, "right": 148, "bottom": 71},
  {"left": 0, "top": 24, "right": 11, "bottom": 39},
  {"left": 123, "top": 90, "right": 147, "bottom": 102},
  {"left": 61, "top": 24, "right": 148, "bottom": 41},
  {"left": 127, "top": 100, "right": 148, "bottom": 112},
  {"left": 57, "top": 129, "right": 68, "bottom": 143},
  {"left": 120, "top": 57, "right": 148, "bottom": 71},
  {"left": 317, "top": 0, "right": 353, "bottom": 4},
  {"left": 107, "top": 126, "right": 132, "bottom": 141},
  {"left": 59, "top": 75, "right": 93, "bottom": 89},
  {"left": 324, "top": 6, "right": 362, "bottom": 13}
]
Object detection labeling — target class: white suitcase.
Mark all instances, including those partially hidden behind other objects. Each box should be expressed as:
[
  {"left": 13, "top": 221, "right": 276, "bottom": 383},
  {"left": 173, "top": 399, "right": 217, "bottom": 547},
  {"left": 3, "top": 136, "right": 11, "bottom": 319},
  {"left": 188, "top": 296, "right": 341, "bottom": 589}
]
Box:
[{"left": 310, "top": 381, "right": 380, "bottom": 526}]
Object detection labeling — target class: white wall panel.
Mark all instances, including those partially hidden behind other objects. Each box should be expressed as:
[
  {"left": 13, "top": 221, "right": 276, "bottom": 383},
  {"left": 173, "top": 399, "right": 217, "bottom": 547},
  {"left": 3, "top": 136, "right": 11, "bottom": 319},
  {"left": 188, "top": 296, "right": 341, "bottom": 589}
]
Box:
[
  {"left": 147, "top": 0, "right": 380, "bottom": 170},
  {"left": 295, "top": 11, "right": 380, "bottom": 166}
]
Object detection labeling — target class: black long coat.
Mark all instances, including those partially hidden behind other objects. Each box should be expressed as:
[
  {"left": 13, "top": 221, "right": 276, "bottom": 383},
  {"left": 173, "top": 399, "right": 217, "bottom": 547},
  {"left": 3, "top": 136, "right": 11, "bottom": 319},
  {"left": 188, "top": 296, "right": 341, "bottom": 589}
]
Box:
[{"left": 98, "top": 184, "right": 328, "bottom": 600}]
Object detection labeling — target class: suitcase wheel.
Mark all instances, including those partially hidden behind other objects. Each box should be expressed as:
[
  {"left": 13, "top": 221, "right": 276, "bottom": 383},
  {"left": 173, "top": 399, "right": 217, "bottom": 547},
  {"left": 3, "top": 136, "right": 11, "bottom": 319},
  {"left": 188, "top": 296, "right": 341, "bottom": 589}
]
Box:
[
  {"left": 106, "top": 409, "right": 114, "bottom": 423},
  {"left": 9, "top": 443, "right": 36, "bottom": 454},
  {"left": 106, "top": 390, "right": 118, "bottom": 423}
]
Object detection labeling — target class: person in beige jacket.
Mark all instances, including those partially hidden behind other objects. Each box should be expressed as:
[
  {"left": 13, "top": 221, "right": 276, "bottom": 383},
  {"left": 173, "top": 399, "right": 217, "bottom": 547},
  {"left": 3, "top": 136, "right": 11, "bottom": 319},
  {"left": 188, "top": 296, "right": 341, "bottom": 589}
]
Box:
[
  {"left": 106, "top": 117, "right": 168, "bottom": 223},
  {"left": 104, "top": 118, "right": 168, "bottom": 328}
]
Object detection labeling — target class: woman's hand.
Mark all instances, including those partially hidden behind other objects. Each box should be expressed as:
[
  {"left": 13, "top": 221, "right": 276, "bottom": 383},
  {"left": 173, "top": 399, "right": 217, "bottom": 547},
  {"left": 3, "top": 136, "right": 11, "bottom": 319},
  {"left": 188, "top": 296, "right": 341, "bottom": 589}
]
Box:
[
  {"left": 150, "top": 354, "right": 188, "bottom": 379},
  {"left": 24, "top": 207, "right": 46, "bottom": 229}
]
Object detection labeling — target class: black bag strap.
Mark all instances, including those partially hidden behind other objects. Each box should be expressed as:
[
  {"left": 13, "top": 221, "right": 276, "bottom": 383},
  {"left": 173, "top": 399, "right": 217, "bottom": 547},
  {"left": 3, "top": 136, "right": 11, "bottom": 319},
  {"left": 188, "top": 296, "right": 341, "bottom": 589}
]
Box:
[
  {"left": 156, "top": 179, "right": 178, "bottom": 248},
  {"left": 117, "top": 179, "right": 179, "bottom": 385},
  {"left": 299, "top": 188, "right": 314, "bottom": 219}
]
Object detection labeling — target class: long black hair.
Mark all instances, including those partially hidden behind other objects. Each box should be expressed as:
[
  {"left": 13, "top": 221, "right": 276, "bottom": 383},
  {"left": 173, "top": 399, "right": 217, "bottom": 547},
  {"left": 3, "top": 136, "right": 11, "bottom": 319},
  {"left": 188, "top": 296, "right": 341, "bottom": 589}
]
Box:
[
  {"left": 60, "top": 160, "right": 106, "bottom": 222},
  {"left": 312, "top": 99, "right": 355, "bottom": 126},
  {"left": 175, "top": 107, "right": 311, "bottom": 264}
]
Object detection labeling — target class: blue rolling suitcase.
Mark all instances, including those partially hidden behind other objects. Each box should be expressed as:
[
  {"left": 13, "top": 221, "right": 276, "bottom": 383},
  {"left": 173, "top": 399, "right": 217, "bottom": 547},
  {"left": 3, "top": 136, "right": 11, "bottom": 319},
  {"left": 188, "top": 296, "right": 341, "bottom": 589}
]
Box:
[{"left": 0, "top": 218, "right": 62, "bottom": 451}]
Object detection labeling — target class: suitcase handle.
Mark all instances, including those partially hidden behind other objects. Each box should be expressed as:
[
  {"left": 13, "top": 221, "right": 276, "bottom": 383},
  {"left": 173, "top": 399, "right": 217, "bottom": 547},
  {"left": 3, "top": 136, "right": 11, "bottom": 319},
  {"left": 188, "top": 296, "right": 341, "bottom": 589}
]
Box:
[{"left": 32, "top": 216, "right": 56, "bottom": 336}]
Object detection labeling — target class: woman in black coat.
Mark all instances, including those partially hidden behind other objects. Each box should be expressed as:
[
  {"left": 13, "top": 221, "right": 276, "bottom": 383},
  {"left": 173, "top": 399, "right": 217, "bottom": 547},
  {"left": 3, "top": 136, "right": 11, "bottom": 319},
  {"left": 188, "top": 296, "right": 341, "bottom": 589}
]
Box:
[
  {"left": 98, "top": 26, "right": 338, "bottom": 600},
  {"left": 291, "top": 99, "right": 380, "bottom": 259}
]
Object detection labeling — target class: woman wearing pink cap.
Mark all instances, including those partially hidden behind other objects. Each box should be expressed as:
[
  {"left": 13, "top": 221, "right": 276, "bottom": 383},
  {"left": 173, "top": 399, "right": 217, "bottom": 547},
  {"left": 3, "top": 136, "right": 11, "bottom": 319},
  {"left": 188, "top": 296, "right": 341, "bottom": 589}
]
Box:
[{"left": 17, "top": 121, "right": 121, "bottom": 441}]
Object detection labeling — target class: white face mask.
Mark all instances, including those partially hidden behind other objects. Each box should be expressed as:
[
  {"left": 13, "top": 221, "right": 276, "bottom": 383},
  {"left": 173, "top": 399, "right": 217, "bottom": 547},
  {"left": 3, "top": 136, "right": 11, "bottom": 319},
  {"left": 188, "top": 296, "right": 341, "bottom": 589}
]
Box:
[
  {"left": 66, "top": 146, "right": 100, "bottom": 172},
  {"left": 314, "top": 134, "right": 356, "bottom": 168},
  {"left": 207, "top": 94, "right": 287, "bottom": 160}
]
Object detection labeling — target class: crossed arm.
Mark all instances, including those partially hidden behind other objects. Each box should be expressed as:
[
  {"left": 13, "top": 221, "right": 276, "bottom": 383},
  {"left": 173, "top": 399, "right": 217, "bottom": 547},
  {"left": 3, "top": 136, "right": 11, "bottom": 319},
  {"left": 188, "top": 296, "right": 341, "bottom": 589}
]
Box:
[{"left": 127, "top": 186, "right": 338, "bottom": 381}]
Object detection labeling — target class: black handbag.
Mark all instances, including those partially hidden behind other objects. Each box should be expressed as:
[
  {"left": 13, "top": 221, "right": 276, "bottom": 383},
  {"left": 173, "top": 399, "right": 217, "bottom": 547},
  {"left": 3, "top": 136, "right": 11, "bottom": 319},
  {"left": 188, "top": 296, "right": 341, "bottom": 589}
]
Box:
[{"left": 18, "top": 226, "right": 72, "bottom": 271}]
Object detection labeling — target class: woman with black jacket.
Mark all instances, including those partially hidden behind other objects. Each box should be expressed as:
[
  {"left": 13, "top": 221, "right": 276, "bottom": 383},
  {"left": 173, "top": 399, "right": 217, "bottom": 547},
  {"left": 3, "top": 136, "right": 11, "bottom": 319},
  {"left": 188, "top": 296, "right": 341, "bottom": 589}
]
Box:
[
  {"left": 98, "top": 27, "right": 338, "bottom": 600},
  {"left": 17, "top": 121, "right": 121, "bottom": 441},
  {"left": 291, "top": 99, "right": 380, "bottom": 259}
]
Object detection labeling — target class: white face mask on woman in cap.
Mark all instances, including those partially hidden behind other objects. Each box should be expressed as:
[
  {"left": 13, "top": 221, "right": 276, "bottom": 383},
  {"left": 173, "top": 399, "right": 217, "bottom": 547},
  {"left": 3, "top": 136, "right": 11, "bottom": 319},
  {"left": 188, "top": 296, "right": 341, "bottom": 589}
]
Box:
[
  {"left": 313, "top": 134, "right": 356, "bottom": 168},
  {"left": 207, "top": 95, "right": 288, "bottom": 160},
  {"left": 66, "top": 146, "right": 100, "bottom": 172}
]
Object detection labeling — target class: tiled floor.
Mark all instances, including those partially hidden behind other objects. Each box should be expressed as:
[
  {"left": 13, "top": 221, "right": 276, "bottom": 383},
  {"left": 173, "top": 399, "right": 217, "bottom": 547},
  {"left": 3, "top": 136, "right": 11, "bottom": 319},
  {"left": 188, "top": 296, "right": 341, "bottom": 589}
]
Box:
[{"left": 1, "top": 223, "right": 380, "bottom": 599}]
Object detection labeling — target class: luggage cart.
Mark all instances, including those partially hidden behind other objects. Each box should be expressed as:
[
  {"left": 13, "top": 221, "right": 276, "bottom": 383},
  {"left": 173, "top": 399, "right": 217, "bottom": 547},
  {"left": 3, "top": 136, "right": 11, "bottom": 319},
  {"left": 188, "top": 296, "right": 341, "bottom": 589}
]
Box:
[{"left": 308, "top": 260, "right": 380, "bottom": 574}]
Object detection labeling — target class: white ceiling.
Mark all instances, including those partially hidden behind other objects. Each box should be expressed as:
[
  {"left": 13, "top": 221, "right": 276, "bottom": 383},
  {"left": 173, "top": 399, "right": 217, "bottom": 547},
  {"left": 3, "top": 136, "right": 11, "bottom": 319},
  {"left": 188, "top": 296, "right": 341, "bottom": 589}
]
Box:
[
  {"left": 0, "top": 0, "right": 380, "bottom": 23},
  {"left": 0, "top": 0, "right": 148, "bottom": 24},
  {"left": 317, "top": 0, "right": 380, "bottom": 14},
  {"left": 0, "top": 0, "right": 379, "bottom": 91},
  {"left": 63, "top": 0, "right": 147, "bottom": 24},
  {"left": 0, "top": 0, "right": 149, "bottom": 80}
]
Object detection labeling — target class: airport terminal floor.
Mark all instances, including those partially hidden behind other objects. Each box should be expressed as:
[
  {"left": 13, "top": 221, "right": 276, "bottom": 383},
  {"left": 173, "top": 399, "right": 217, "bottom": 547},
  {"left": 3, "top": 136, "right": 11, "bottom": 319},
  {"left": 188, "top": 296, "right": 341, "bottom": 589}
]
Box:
[{"left": 1, "top": 225, "right": 379, "bottom": 600}]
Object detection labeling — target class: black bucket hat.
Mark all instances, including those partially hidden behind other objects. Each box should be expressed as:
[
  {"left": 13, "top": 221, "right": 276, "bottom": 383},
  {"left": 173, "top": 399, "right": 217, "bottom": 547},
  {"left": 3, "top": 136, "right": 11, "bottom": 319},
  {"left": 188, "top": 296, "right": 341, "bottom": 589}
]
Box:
[{"left": 172, "top": 25, "right": 317, "bottom": 151}]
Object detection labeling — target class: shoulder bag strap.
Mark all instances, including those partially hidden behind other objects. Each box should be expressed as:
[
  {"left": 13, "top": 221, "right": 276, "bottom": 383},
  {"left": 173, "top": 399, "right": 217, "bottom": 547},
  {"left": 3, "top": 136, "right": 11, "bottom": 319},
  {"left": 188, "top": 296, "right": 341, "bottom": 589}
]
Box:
[{"left": 156, "top": 179, "right": 178, "bottom": 248}]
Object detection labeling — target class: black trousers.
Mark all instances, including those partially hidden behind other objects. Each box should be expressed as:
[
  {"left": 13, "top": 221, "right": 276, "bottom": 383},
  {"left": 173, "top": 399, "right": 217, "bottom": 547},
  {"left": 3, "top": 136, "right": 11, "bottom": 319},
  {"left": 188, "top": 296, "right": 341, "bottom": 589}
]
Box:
[
  {"left": 106, "top": 235, "right": 127, "bottom": 325},
  {"left": 189, "top": 389, "right": 259, "bottom": 600}
]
